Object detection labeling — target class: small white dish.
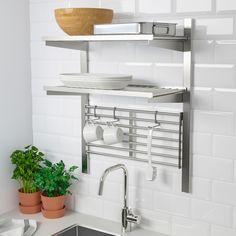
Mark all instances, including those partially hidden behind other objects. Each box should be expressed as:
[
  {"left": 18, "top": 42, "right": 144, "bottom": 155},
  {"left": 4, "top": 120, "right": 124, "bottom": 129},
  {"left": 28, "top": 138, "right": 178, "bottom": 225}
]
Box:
[{"left": 60, "top": 73, "right": 132, "bottom": 90}]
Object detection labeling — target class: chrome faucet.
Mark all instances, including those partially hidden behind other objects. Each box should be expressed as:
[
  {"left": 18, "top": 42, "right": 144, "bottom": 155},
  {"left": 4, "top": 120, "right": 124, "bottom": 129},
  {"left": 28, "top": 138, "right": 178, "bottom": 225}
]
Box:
[{"left": 98, "top": 164, "right": 141, "bottom": 235}]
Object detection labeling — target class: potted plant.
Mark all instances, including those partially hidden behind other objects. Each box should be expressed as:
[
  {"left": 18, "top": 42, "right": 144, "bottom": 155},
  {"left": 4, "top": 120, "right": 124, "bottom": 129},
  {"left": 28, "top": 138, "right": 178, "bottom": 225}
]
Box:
[
  {"left": 35, "top": 159, "right": 78, "bottom": 219},
  {"left": 10, "top": 145, "right": 44, "bottom": 214}
]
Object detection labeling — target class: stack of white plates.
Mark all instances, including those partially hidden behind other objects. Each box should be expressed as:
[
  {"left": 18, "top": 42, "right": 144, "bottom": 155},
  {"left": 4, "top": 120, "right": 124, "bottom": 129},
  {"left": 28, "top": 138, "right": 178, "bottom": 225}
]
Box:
[{"left": 60, "top": 73, "right": 132, "bottom": 90}]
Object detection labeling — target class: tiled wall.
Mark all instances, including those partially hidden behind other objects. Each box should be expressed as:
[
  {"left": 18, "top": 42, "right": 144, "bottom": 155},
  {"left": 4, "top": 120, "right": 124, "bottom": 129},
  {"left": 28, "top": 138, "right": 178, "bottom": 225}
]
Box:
[{"left": 30, "top": 0, "right": 236, "bottom": 235}]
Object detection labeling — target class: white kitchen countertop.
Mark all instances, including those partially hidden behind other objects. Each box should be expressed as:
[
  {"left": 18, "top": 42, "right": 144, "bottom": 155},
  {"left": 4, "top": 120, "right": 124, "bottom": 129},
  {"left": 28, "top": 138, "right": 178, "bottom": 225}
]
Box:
[{"left": 0, "top": 209, "right": 167, "bottom": 236}]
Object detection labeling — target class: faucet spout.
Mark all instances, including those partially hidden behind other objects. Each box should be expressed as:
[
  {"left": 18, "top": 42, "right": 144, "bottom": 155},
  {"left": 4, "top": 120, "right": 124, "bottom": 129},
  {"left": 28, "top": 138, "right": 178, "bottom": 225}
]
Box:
[
  {"left": 98, "top": 164, "right": 140, "bottom": 234},
  {"left": 98, "top": 164, "right": 129, "bottom": 208}
]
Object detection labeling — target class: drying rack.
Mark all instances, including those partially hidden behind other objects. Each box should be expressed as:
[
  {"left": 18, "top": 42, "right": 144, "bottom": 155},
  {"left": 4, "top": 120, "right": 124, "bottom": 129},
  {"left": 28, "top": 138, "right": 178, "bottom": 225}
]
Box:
[
  {"left": 84, "top": 105, "right": 183, "bottom": 169},
  {"left": 43, "top": 18, "right": 192, "bottom": 192}
]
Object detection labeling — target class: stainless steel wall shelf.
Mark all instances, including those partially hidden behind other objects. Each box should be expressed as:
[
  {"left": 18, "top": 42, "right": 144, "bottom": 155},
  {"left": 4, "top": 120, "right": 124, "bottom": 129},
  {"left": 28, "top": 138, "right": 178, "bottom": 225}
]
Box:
[
  {"left": 44, "top": 85, "right": 185, "bottom": 103},
  {"left": 43, "top": 34, "right": 188, "bottom": 52},
  {"left": 43, "top": 18, "right": 192, "bottom": 193}
]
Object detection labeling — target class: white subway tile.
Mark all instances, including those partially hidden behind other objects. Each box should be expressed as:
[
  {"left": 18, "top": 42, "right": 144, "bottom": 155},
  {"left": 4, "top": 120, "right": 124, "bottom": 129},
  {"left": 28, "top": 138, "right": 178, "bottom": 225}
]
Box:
[
  {"left": 135, "top": 45, "right": 173, "bottom": 63},
  {"left": 98, "top": 42, "right": 136, "bottom": 62},
  {"left": 233, "top": 207, "right": 236, "bottom": 227},
  {"left": 194, "top": 18, "right": 234, "bottom": 39},
  {"left": 211, "top": 225, "right": 236, "bottom": 236},
  {"left": 193, "top": 155, "right": 234, "bottom": 181},
  {"left": 33, "top": 132, "right": 81, "bottom": 156},
  {"left": 217, "top": 0, "right": 236, "bottom": 12},
  {"left": 118, "top": 62, "right": 154, "bottom": 84},
  {"left": 172, "top": 216, "right": 210, "bottom": 236},
  {"left": 71, "top": 178, "right": 89, "bottom": 195},
  {"left": 176, "top": 0, "right": 212, "bottom": 12},
  {"left": 193, "top": 40, "right": 215, "bottom": 63},
  {"left": 74, "top": 194, "right": 103, "bottom": 218},
  {"left": 100, "top": 0, "right": 135, "bottom": 14},
  {"left": 193, "top": 110, "right": 235, "bottom": 135},
  {"left": 30, "top": 0, "right": 99, "bottom": 22},
  {"left": 89, "top": 178, "right": 121, "bottom": 202},
  {"left": 191, "top": 199, "right": 232, "bottom": 226},
  {"left": 129, "top": 187, "right": 153, "bottom": 210},
  {"left": 153, "top": 63, "right": 183, "bottom": 87},
  {"left": 103, "top": 201, "right": 121, "bottom": 222},
  {"left": 213, "top": 135, "right": 236, "bottom": 159},
  {"left": 234, "top": 162, "right": 236, "bottom": 182},
  {"left": 89, "top": 158, "right": 104, "bottom": 178},
  {"left": 30, "top": 21, "right": 62, "bottom": 41},
  {"left": 89, "top": 62, "right": 119, "bottom": 74},
  {"left": 194, "top": 64, "right": 236, "bottom": 88},
  {"left": 138, "top": 209, "right": 172, "bottom": 235},
  {"left": 131, "top": 166, "right": 174, "bottom": 192},
  {"left": 30, "top": 1, "right": 65, "bottom": 22},
  {"left": 31, "top": 60, "right": 80, "bottom": 78},
  {"left": 215, "top": 40, "right": 236, "bottom": 63},
  {"left": 213, "top": 89, "right": 236, "bottom": 112},
  {"left": 69, "top": 0, "right": 99, "bottom": 8},
  {"left": 32, "top": 97, "right": 63, "bottom": 116},
  {"left": 137, "top": 0, "right": 171, "bottom": 14},
  {"left": 154, "top": 192, "right": 190, "bottom": 216},
  {"left": 213, "top": 182, "right": 236, "bottom": 206},
  {"left": 31, "top": 41, "right": 82, "bottom": 61},
  {"left": 32, "top": 115, "right": 75, "bottom": 136},
  {"left": 191, "top": 178, "right": 212, "bottom": 201},
  {"left": 173, "top": 174, "right": 212, "bottom": 200},
  {"left": 31, "top": 78, "right": 60, "bottom": 97},
  {"left": 192, "top": 88, "right": 213, "bottom": 110},
  {"left": 192, "top": 132, "right": 212, "bottom": 156}
]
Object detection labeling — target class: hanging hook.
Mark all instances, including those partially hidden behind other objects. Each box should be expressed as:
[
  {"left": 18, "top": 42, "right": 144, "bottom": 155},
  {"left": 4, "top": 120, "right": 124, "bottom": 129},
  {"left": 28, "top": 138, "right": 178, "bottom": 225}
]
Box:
[
  {"left": 113, "top": 107, "right": 117, "bottom": 120},
  {"left": 154, "top": 110, "right": 158, "bottom": 124},
  {"left": 94, "top": 105, "right": 97, "bottom": 118}
]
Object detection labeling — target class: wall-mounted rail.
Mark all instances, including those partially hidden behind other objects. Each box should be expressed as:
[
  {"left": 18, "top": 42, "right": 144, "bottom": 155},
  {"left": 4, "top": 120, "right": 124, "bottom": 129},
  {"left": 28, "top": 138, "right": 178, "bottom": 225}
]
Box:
[{"left": 84, "top": 105, "right": 183, "bottom": 170}]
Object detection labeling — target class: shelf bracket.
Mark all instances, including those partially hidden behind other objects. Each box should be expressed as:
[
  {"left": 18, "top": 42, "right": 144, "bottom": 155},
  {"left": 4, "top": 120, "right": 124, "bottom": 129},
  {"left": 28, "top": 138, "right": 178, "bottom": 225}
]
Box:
[{"left": 182, "top": 18, "right": 192, "bottom": 193}]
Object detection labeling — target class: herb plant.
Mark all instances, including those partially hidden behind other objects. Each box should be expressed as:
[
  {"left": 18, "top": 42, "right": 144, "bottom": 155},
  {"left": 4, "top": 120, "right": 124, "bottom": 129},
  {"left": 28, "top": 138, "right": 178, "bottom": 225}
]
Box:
[
  {"left": 10, "top": 145, "right": 44, "bottom": 193},
  {"left": 35, "top": 160, "right": 78, "bottom": 197}
]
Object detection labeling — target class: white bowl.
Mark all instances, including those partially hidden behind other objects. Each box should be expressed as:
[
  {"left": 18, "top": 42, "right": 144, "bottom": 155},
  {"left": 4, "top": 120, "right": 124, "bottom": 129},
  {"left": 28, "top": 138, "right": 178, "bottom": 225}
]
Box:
[{"left": 60, "top": 73, "right": 132, "bottom": 90}]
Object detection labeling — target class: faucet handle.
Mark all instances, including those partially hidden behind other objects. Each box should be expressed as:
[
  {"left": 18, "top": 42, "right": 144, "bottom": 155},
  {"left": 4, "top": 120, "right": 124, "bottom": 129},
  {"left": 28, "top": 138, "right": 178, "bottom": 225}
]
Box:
[{"left": 127, "top": 208, "right": 141, "bottom": 225}]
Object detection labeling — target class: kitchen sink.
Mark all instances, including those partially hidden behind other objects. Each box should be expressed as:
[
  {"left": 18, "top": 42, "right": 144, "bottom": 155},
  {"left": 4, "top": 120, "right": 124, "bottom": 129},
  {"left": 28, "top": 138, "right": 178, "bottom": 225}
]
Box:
[{"left": 52, "top": 225, "right": 116, "bottom": 236}]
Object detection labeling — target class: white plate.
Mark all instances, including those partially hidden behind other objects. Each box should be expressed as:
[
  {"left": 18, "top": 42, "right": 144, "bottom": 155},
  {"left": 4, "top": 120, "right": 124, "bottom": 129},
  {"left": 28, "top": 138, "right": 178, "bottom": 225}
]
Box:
[{"left": 60, "top": 73, "right": 132, "bottom": 90}]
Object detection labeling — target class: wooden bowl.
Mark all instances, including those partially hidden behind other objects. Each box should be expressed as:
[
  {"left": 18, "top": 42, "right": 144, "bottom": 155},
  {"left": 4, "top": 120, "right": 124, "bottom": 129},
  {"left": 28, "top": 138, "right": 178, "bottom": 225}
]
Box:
[{"left": 55, "top": 8, "right": 113, "bottom": 36}]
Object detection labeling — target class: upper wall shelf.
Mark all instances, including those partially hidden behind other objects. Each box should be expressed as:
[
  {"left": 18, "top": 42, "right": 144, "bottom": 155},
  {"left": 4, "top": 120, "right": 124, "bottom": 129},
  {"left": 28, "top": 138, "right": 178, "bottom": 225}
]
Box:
[{"left": 43, "top": 34, "right": 189, "bottom": 52}]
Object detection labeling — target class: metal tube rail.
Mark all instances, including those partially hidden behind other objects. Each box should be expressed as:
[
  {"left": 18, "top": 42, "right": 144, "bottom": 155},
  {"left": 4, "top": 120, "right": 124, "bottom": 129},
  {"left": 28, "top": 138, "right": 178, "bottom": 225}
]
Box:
[
  {"left": 87, "top": 150, "right": 179, "bottom": 168},
  {"left": 87, "top": 143, "right": 178, "bottom": 159},
  {"left": 85, "top": 113, "right": 180, "bottom": 125},
  {"left": 86, "top": 120, "right": 180, "bottom": 134},
  {"left": 85, "top": 105, "right": 180, "bottom": 117},
  {"left": 122, "top": 140, "right": 179, "bottom": 151},
  {"left": 124, "top": 133, "right": 180, "bottom": 143}
]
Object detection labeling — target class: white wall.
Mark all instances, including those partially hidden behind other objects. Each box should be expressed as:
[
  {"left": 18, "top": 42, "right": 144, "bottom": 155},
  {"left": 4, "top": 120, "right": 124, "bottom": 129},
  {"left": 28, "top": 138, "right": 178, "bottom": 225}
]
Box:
[
  {"left": 30, "top": 0, "right": 236, "bottom": 235},
  {"left": 0, "top": 0, "right": 32, "bottom": 214}
]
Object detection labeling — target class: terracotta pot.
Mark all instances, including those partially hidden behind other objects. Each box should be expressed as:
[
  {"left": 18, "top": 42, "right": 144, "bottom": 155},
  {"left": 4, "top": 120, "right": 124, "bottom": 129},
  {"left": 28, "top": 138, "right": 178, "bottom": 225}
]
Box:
[
  {"left": 19, "top": 203, "right": 42, "bottom": 214},
  {"left": 18, "top": 189, "right": 41, "bottom": 207},
  {"left": 41, "top": 206, "right": 65, "bottom": 219},
  {"left": 41, "top": 194, "right": 65, "bottom": 211}
]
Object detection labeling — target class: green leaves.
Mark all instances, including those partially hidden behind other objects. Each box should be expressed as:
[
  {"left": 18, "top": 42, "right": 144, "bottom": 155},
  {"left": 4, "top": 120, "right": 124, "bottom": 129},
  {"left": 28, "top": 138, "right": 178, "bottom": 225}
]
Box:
[
  {"left": 10, "top": 145, "right": 44, "bottom": 193},
  {"left": 35, "top": 160, "right": 78, "bottom": 198}
]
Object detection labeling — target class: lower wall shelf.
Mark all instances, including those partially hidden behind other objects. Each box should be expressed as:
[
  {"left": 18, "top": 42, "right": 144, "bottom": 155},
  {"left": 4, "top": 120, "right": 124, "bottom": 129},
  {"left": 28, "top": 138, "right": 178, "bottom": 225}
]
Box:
[{"left": 44, "top": 85, "right": 186, "bottom": 103}]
